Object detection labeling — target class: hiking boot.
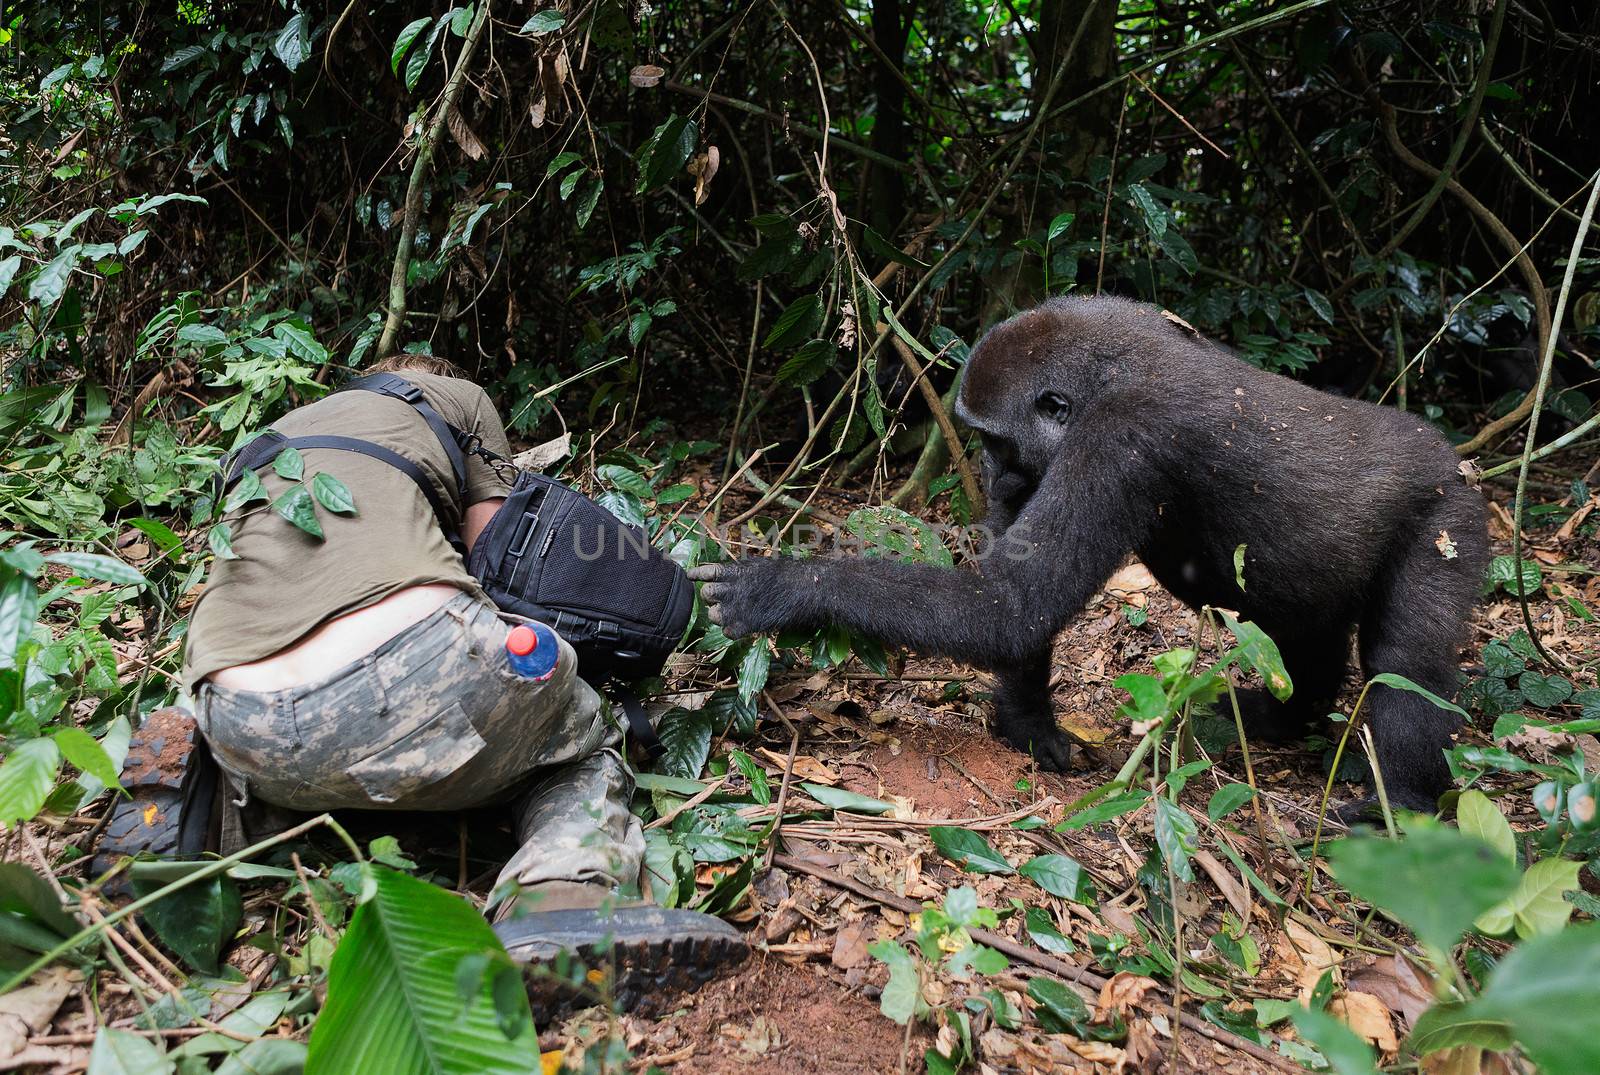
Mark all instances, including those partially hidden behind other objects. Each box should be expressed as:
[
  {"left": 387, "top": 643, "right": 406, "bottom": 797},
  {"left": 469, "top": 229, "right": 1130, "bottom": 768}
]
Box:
[
  {"left": 91, "top": 707, "right": 210, "bottom": 886},
  {"left": 493, "top": 881, "right": 748, "bottom": 1016}
]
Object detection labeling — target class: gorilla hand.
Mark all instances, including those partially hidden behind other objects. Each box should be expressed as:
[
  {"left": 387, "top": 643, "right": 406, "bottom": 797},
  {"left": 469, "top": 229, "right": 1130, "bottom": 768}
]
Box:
[{"left": 687, "top": 559, "right": 807, "bottom": 638}]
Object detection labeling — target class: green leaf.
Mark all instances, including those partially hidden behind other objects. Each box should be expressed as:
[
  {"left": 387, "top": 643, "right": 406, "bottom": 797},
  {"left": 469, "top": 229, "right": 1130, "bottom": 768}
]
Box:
[
  {"left": 208, "top": 523, "right": 239, "bottom": 561},
  {"left": 391, "top": 17, "right": 432, "bottom": 75},
  {"left": 311, "top": 472, "right": 358, "bottom": 516},
  {"left": 928, "top": 827, "right": 1012, "bottom": 875},
  {"left": 130, "top": 873, "right": 241, "bottom": 975},
  {"left": 1128, "top": 184, "right": 1169, "bottom": 239},
  {"left": 1475, "top": 856, "right": 1581, "bottom": 939},
  {"left": 729, "top": 751, "right": 771, "bottom": 805},
  {"left": 1455, "top": 789, "right": 1515, "bottom": 862},
  {"left": 763, "top": 294, "right": 823, "bottom": 350},
  {"left": 1018, "top": 855, "right": 1093, "bottom": 901},
  {"left": 306, "top": 867, "right": 536, "bottom": 1074},
  {"left": 596, "top": 464, "right": 653, "bottom": 499},
  {"left": 0, "top": 255, "right": 25, "bottom": 303},
  {"left": 519, "top": 10, "right": 567, "bottom": 34},
  {"left": 1206, "top": 782, "right": 1256, "bottom": 821},
  {"left": 801, "top": 783, "right": 894, "bottom": 815},
  {"left": 1305, "top": 288, "right": 1335, "bottom": 324},
  {"left": 736, "top": 640, "right": 770, "bottom": 702},
  {"left": 272, "top": 445, "right": 305, "bottom": 481},
  {"left": 45, "top": 552, "right": 146, "bottom": 587},
  {"left": 27, "top": 244, "right": 80, "bottom": 307},
  {"left": 545, "top": 151, "right": 582, "bottom": 176},
  {"left": 1487, "top": 554, "right": 1541, "bottom": 597},
  {"left": 271, "top": 487, "right": 323, "bottom": 539},
  {"left": 272, "top": 12, "right": 308, "bottom": 71},
  {"left": 1290, "top": 1006, "right": 1378, "bottom": 1075},
  {"left": 1232, "top": 543, "right": 1247, "bottom": 591},
  {"left": 215, "top": 1040, "right": 306, "bottom": 1075},
  {"left": 1047, "top": 211, "right": 1075, "bottom": 243},
  {"left": 0, "top": 739, "right": 62, "bottom": 827},
  {"left": 1024, "top": 906, "right": 1076, "bottom": 954},
  {"left": 655, "top": 483, "right": 697, "bottom": 506},
  {"left": 0, "top": 567, "right": 40, "bottom": 665},
  {"left": 1423, "top": 923, "right": 1600, "bottom": 1074},
  {"left": 51, "top": 727, "right": 119, "bottom": 788},
  {"left": 1153, "top": 797, "right": 1199, "bottom": 882},
  {"left": 1027, "top": 977, "right": 1092, "bottom": 1035},
  {"left": 1519, "top": 671, "right": 1574, "bottom": 709},
  {"left": 655, "top": 708, "right": 714, "bottom": 780},
  {"left": 1219, "top": 611, "right": 1292, "bottom": 700},
  {"left": 869, "top": 940, "right": 926, "bottom": 1024},
  {"left": 1368, "top": 672, "right": 1469, "bottom": 720},
  {"left": 1327, "top": 819, "right": 1519, "bottom": 954},
  {"left": 87, "top": 1027, "right": 176, "bottom": 1075},
  {"left": 1057, "top": 789, "right": 1149, "bottom": 831},
  {"left": 222, "top": 467, "right": 267, "bottom": 513},
  {"left": 637, "top": 114, "right": 697, "bottom": 193},
  {"left": 777, "top": 339, "right": 837, "bottom": 386}
]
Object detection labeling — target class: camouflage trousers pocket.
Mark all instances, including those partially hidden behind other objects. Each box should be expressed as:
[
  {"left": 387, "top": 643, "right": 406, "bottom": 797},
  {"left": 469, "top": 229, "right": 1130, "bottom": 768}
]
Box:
[{"left": 346, "top": 701, "right": 486, "bottom": 805}]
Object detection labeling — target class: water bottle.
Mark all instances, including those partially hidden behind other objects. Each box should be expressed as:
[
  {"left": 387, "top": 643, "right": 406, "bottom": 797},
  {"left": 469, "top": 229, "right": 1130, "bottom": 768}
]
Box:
[{"left": 505, "top": 623, "right": 560, "bottom": 681}]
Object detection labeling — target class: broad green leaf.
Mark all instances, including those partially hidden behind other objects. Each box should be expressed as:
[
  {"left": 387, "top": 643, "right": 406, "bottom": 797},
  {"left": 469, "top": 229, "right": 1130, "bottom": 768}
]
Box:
[
  {"left": 128, "top": 517, "right": 184, "bottom": 556},
  {"left": 777, "top": 338, "right": 837, "bottom": 386},
  {"left": 0, "top": 567, "right": 41, "bottom": 665},
  {"left": 1408, "top": 923, "right": 1600, "bottom": 1073},
  {"left": 1047, "top": 211, "right": 1075, "bottom": 243},
  {"left": 87, "top": 1027, "right": 175, "bottom": 1075},
  {"left": 0, "top": 255, "right": 23, "bottom": 303},
  {"left": 51, "top": 727, "right": 119, "bottom": 787},
  {"left": 1327, "top": 820, "right": 1518, "bottom": 954},
  {"left": 1115, "top": 673, "right": 1167, "bottom": 721},
  {"left": 27, "top": 244, "right": 80, "bottom": 307},
  {"left": 520, "top": 10, "right": 566, "bottom": 34},
  {"left": 729, "top": 751, "right": 770, "bottom": 805},
  {"left": 654, "top": 482, "right": 697, "bottom": 506},
  {"left": 271, "top": 487, "right": 323, "bottom": 539},
  {"left": 1057, "top": 789, "right": 1149, "bottom": 831},
  {"left": 868, "top": 940, "right": 926, "bottom": 1024},
  {"left": 1474, "top": 856, "right": 1581, "bottom": 939},
  {"left": 391, "top": 17, "right": 431, "bottom": 74},
  {"left": 637, "top": 114, "right": 697, "bottom": 193},
  {"left": 1519, "top": 671, "right": 1573, "bottom": 708},
  {"left": 928, "top": 827, "right": 1012, "bottom": 875},
  {"left": 272, "top": 12, "right": 307, "bottom": 71},
  {"left": 214, "top": 1039, "right": 306, "bottom": 1075},
  {"left": 1018, "top": 854, "right": 1093, "bottom": 901},
  {"left": 311, "top": 472, "right": 358, "bottom": 515},
  {"left": 1290, "top": 1006, "right": 1378, "bottom": 1075},
  {"left": 654, "top": 708, "right": 713, "bottom": 781},
  {"left": 130, "top": 874, "right": 242, "bottom": 975},
  {"left": 0, "top": 739, "right": 63, "bottom": 828},
  {"left": 1232, "top": 543, "right": 1247, "bottom": 591},
  {"left": 1128, "top": 184, "right": 1168, "bottom": 238},
  {"left": 1487, "top": 554, "right": 1541, "bottom": 596},
  {"left": 306, "top": 867, "right": 536, "bottom": 1074},
  {"left": 45, "top": 552, "right": 146, "bottom": 587},
  {"left": 1368, "top": 672, "right": 1469, "bottom": 720},
  {"left": 1153, "top": 797, "right": 1198, "bottom": 882},
  {"left": 208, "top": 523, "right": 239, "bottom": 561},
  {"left": 1455, "top": 789, "right": 1515, "bottom": 863},
  {"left": 223, "top": 467, "right": 267, "bottom": 512},
  {"left": 801, "top": 783, "right": 894, "bottom": 816},
  {"left": 0, "top": 861, "right": 80, "bottom": 939},
  {"left": 545, "top": 151, "right": 582, "bottom": 176},
  {"left": 736, "top": 639, "right": 769, "bottom": 702},
  {"left": 1219, "top": 611, "right": 1292, "bottom": 700},
  {"left": 272, "top": 445, "right": 304, "bottom": 481},
  {"left": 1305, "top": 288, "right": 1335, "bottom": 324},
  {"left": 1207, "top": 782, "right": 1256, "bottom": 821},
  {"left": 1024, "top": 906, "right": 1075, "bottom": 954},
  {"left": 596, "top": 464, "right": 653, "bottom": 499},
  {"left": 763, "top": 294, "right": 823, "bottom": 350},
  {"left": 1027, "top": 977, "right": 1092, "bottom": 1035}
]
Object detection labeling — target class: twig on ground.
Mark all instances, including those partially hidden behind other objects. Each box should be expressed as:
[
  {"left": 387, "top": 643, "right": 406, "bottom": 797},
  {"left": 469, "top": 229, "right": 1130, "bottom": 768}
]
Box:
[{"left": 761, "top": 691, "right": 803, "bottom": 872}]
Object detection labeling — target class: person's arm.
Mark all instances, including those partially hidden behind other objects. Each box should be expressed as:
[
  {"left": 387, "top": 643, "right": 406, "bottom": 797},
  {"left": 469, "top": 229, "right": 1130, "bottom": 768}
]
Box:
[{"left": 464, "top": 497, "right": 505, "bottom": 551}]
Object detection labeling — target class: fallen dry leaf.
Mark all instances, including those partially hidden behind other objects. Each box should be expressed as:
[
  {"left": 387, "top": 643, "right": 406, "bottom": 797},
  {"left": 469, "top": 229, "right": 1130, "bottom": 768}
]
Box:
[
  {"left": 1097, "top": 972, "right": 1158, "bottom": 1018},
  {"left": 1347, "top": 955, "right": 1433, "bottom": 1029},
  {"left": 830, "top": 920, "right": 871, "bottom": 970},
  {"left": 1420, "top": 1045, "right": 1485, "bottom": 1075},
  {"left": 0, "top": 967, "right": 76, "bottom": 1055},
  {"left": 1331, "top": 990, "right": 1398, "bottom": 1055},
  {"left": 629, "top": 64, "right": 665, "bottom": 88},
  {"left": 757, "top": 749, "right": 839, "bottom": 785},
  {"left": 1282, "top": 918, "right": 1340, "bottom": 1001},
  {"left": 1193, "top": 849, "right": 1250, "bottom": 920}
]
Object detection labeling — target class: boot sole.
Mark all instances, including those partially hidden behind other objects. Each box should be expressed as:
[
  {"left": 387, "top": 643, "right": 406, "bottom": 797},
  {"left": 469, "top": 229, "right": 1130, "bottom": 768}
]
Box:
[{"left": 494, "top": 906, "right": 749, "bottom": 1017}]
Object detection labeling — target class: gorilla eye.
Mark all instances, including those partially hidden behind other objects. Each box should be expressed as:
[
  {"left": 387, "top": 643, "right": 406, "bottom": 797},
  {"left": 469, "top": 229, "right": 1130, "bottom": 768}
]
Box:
[{"left": 1036, "top": 390, "right": 1072, "bottom": 424}]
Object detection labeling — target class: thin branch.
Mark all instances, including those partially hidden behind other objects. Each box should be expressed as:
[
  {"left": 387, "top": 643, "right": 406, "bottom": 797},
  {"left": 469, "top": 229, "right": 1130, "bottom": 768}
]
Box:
[{"left": 376, "top": 1, "right": 495, "bottom": 360}]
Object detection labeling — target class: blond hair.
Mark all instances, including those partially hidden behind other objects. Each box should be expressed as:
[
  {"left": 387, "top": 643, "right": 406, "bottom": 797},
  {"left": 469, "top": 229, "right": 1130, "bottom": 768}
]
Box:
[{"left": 366, "top": 352, "right": 465, "bottom": 378}]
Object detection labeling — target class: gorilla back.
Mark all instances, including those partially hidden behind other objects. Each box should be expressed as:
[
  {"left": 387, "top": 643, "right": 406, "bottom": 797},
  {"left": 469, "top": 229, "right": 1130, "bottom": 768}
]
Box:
[{"left": 693, "top": 295, "right": 1488, "bottom": 815}]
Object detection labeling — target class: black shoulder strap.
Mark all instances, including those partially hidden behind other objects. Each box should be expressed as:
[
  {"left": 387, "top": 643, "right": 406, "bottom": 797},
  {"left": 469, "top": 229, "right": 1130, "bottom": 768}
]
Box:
[
  {"left": 339, "top": 373, "right": 470, "bottom": 500},
  {"left": 609, "top": 683, "right": 665, "bottom": 762}
]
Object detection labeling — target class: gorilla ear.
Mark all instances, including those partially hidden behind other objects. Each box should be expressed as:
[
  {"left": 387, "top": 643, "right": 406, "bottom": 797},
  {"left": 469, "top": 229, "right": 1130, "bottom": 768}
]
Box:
[{"left": 1035, "top": 390, "right": 1073, "bottom": 424}]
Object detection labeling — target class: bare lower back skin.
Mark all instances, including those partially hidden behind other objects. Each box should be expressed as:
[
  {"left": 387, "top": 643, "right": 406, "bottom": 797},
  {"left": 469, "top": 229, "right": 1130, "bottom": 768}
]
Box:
[{"left": 205, "top": 583, "right": 463, "bottom": 693}]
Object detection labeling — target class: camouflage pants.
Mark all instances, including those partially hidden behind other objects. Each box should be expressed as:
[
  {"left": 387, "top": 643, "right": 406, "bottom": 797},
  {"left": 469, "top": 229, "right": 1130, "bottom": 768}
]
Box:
[{"left": 196, "top": 591, "right": 644, "bottom": 899}]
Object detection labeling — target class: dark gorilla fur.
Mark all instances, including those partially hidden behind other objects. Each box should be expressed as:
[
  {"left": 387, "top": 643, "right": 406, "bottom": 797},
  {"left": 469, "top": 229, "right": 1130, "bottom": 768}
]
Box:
[{"left": 692, "top": 295, "right": 1488, "bottom": 814}]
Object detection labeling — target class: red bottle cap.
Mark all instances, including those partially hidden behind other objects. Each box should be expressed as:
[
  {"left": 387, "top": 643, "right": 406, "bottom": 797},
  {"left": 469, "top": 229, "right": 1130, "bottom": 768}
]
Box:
[{"left": 506, "top": 625, "right": 539, "bottom": 656}]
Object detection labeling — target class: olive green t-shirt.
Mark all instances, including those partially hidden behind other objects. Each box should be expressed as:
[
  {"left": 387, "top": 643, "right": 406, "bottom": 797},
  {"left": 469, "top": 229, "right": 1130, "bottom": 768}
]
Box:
[{"left": 182, "top": 372, "right": 514, "bottom": 691}]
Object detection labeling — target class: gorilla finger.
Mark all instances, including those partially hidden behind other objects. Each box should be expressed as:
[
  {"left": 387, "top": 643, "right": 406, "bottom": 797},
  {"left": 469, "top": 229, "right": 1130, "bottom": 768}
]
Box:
[
  {"left": 699, "top": 584, "right": 721, "bottom": 602},
  {"left": 706, "top": 606, "right": 724, "bottom": 625},
  {"left": 687, "top": 564, "right": 728, "bottom": 582}
]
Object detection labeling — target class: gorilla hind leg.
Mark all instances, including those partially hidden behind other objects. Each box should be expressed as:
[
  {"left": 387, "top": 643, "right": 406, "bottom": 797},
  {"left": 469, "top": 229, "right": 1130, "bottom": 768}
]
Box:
[
  {"left": 991, "top": 651, "right": 1074, "bottom": 772},
  {"left": 1230, "top": 628, "right": 1350, "bottom": 744}
]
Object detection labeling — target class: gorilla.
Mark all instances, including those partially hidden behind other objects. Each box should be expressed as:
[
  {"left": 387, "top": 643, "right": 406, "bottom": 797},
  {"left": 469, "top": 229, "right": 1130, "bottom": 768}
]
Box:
[{"left": 691, "top": 295, "right": 1488, "bottom": 815}]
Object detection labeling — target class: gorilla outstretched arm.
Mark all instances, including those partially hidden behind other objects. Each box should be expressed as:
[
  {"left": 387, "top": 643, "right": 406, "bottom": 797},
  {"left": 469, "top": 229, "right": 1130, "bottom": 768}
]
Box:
[{"left": 690, "top": 449, "right": 1146, "bottom": 768}]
